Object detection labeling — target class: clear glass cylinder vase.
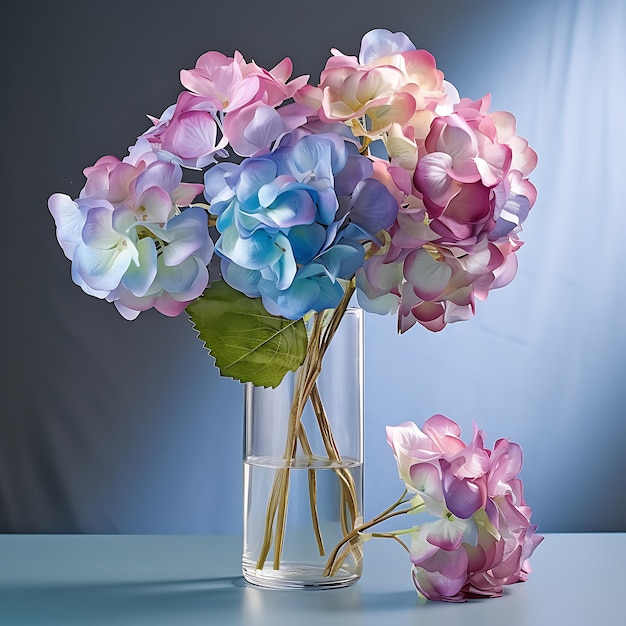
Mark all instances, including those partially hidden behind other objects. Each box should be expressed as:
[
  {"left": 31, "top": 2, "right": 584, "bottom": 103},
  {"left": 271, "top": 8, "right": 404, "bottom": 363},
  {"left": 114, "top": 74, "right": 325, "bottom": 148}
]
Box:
[{"left": 242, "top": 307, "right": 364, "bottom": 589}]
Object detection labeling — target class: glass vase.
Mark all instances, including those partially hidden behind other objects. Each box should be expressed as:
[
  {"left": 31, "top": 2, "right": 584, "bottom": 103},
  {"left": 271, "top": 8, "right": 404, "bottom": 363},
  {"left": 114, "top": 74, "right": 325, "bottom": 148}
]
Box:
[{"left": 242, "top": 307, "right": 364, "bottom": 589}]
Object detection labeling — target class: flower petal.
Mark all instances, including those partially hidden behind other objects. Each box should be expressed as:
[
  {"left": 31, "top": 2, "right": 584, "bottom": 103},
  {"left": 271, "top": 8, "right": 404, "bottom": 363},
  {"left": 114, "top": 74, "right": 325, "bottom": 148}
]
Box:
[
  {"left": 404, "top": 248, "right": 452, "bottom": 300},
  {"left": 121, "top": 237, "right": 157, "bottom": 296}
]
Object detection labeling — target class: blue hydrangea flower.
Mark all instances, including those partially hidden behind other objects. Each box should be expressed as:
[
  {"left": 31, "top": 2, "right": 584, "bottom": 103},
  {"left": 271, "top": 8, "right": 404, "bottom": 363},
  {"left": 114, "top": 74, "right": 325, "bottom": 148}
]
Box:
[{"left": 204, "top": 130, "right": 398, "bottom": 319}]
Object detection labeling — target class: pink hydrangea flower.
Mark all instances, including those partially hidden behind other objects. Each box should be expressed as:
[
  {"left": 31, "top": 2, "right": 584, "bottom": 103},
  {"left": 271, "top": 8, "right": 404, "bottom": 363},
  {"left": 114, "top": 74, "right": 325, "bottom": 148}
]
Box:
[
  {"left": 141, "top": 93, "right": 228, "bottom": 168},
  {"left": 357, "top": 93, "right": 537, "bottom": 333},
  {"left": 305, "top": 29, "right": 451, "bottom": 142},
  {"left": 179, "top": 49, "right": 310, "bottom": 157},
  {"left": 387, "top": 416, "right": 490, "bottom": 519},
  {"left": 385, "top": 417, "right": 543, "bottom": 602},
  {"left": 410, "top": 492, "right": 542, "bottom": 601},
  {"left": 180, "top": 50, "right": 307, "bottom": 112}
]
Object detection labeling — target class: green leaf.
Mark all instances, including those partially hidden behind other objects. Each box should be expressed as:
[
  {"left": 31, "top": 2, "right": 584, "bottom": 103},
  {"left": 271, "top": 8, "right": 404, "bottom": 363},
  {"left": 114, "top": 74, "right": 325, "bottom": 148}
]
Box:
[{"left": 186, "top": 281, "right": 308, "bottom": 388}]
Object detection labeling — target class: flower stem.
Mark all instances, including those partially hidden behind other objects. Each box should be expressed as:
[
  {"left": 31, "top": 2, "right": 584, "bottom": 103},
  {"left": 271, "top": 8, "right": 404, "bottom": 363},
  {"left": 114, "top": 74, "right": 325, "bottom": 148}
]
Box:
[
  {"left": 310, "top": 383, "right": 360, "bottom": 533},
  {"left": 323, "top": 492, "right": 424, "bottom": 577},
  {"left": 298, "top": 424, "right": 325, "bottom": 556},
  {"left": 254, "top": 279, "right": 361, "bottom": 573},
  {"left": 369, "top": 533, "right": 410, "bottom": 553}
]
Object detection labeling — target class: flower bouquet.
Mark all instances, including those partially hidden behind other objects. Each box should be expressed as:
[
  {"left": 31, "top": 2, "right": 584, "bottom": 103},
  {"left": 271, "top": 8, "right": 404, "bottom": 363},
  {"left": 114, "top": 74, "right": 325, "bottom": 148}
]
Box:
[{"left": 48, "top": 28, "right": 540, "bottom": 595}]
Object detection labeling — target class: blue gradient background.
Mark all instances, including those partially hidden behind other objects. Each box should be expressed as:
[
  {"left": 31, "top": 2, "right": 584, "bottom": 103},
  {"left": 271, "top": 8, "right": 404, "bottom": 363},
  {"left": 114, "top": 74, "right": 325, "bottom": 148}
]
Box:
[{"left": 1, "top": 0, "right": 624, "bottom": 534}]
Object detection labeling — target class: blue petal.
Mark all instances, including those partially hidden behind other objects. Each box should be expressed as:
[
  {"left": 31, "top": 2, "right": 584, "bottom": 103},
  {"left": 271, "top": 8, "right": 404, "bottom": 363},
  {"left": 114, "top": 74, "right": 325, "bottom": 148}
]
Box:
[
  {"left": 217, "top": 225, "right": 280, "bottom": 270},
  {"left": 292, "top": 134, "right": 347, "bottom": 181},
  {"left": 204, "top": 162, "right": 239, "bottom": 208},
  {"left": 348, "top": 178, "right": 399, "bottom": 234},
  {"left": 359, "top": 29, "right": 416, "bottom": 65},
  {"left": 334, "top": 154, "right": 373, "bottom": 196},
  {"left": 263, "top": 189, "right": 316, "bottom": 228},
  {"left": 287, "top": 223, "right": 326, "bottom": 265},
  {"left": 264, "top": 233, "right": 296, "bottom": 290},
  {"left": 259, "top": 275, "right": 321, "bottom": 319},
  {"left": 236, "top": 159, "right": 277, "bottom": 205},
  {"left": 161, "top": 207, "right": 211, "bottom": 267},
  {"left": 121, "top": 237, "right": 157, "bottom": 296},
  {"left": 259, "top": 266, "right": 346, "bottom": 319},
  {"left": 490, "top": 193, "right": 531, "bottom": 239},
  {"left": 157, "top": 255, "right": 200, "bottom": 293},
  {"left": 315, "top": 188, "right": 339, "bottom": 225},
  {"left": 317, "top": 243, "right": 365, "bottom": 282},
  {"left": 221, "top": 259, "right": 262, "bottom": 297}
]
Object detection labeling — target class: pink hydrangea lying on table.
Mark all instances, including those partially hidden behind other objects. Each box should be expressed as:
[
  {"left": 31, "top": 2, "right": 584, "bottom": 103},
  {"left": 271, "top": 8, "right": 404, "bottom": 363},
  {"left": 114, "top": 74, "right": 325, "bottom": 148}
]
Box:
[
  {"left": 327, "top": 415, "right": 543, "bottom": 602},
  {"left": 389, "top": 416, "right": 543, "bottom": 601}
]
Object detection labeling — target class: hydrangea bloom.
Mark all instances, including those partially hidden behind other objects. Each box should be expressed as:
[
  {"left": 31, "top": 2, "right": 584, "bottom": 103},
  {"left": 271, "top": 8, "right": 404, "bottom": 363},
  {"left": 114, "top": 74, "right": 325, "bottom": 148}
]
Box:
[
  {"left": 299, "top": 28, "right": 452, "bottom": 141},
  {"left": 292, "top": 28, "right": 537, "bottom": 333},
  {"left": 386, "top": 417, "right": 543, "bottom": 602},
  {"left": 355, "top": 91, "right": 537, "bottom": 332},
  {"left": 204, "top": 128, "right": 398, "bottom": 318},
  {"left": 49, "top": 142, "right": 213, "bottom": 319},
  {"left": 140, "top": 92, "right": 228, "bottom": 169},
  {"left": 178, "top": 49, "right": 310, "bottom": 158}
]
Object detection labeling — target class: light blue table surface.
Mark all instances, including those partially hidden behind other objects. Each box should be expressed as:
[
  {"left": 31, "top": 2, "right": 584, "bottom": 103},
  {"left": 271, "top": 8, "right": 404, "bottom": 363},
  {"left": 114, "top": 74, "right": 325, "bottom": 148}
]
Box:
[{"left": 0, "top": 533, "right": 623, "bottom": 625}]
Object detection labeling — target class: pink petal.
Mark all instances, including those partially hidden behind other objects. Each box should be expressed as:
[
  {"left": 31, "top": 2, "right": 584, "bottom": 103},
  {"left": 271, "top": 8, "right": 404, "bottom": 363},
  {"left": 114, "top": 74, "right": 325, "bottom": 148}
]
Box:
[
  {"left": 227, "top": 75, "right": 261, "bottom": 112},
  {"left": 413, "top": 300, "right": 445, "bottom": 323},
  {"left": 426, "top": 518, "right": 466, "bottom": 551},
  {"left": 419, "top": 544, "right": 469, "bottom": 579},
  {"left": 404, "top": 248, "right": 452, "bottom": 300},
  {"left": 172, "top": 183, "right": 204, "bottom": 207},
  {"left": 443, "top": 475, "right": 486, "bottom": 519},
  {"left": 409, "top": 462, "right": 444, "bottom": 502},
  {"left": 162, "top": 111, "right": 219, "bottom": 160},
  {"left": 423, "top": 414, "right": 462, "bottom": 440},
  {"left": 412, "top": 566, "right": 467, "bottom": 602},
  {"left": 476, "top": 142, "right": 512, "bottom": 187},
  {"left": 137, "top": 186, "right": 174, "bottom": 223},
  {"left": 269, "top": 57, "right": 292, "bottom": 82},
  {"left": 414, "top": 152, "right": 455, "bottom": 209}
]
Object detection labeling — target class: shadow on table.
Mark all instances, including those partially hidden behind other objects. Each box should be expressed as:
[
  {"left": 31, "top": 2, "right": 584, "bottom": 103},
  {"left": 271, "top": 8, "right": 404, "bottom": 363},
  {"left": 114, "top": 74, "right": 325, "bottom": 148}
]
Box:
[
  {"left": 0, "top": 575, "right": 244, "bottom": 625},
  {"left": 240, "top": 584, "right": 420, "bottom": 621},
  {"left": 0, "top": 573, "right": 430, "bottom": 625},
  {"left": 2, "top": 574, "right": 529, "bottom": 625}
]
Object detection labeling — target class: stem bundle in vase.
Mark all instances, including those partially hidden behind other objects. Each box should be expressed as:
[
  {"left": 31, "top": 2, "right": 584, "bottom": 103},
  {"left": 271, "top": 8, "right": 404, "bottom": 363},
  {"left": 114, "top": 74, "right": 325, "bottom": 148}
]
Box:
[{"left": 254, "top": 281, "right": 363, "bottom": 574}]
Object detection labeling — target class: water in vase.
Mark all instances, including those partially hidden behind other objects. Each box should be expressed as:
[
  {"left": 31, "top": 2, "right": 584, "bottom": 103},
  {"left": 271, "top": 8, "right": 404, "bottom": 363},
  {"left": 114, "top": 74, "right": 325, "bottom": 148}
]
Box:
[{"left": 242, "top": 455, "right": 363, "bottom": 588}]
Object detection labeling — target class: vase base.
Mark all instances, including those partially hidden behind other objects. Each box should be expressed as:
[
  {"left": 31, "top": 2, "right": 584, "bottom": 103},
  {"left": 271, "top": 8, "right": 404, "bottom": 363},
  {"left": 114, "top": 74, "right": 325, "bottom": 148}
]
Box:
[{"left": 242, "top": 559, "right": 360, "bottom": 589}]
